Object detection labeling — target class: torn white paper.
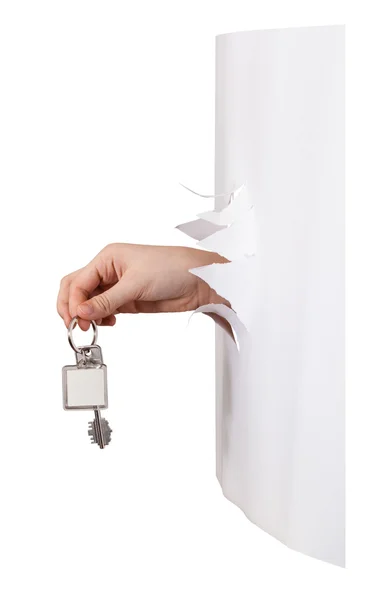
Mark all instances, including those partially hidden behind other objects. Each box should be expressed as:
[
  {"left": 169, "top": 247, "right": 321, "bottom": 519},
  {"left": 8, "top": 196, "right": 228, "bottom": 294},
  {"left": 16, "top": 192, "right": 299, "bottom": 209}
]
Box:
[
  {"left": 197, "top": 184, "right": 251, "bottom": 226},
  {"left": 211, "top": 26, "right": 345, "bottom": 567},
  {"left": 197, "top": 206, "right": 256, "bottom": 260},
  {"left": 179, "top": 25, "right": 345, "bottom": 569},
  {"left": 190, "top": 303, "right": 248, "bottom": 351},
  {"left": 190, "top": 257, "right": 257, "bottom": 332},
  {"left": 176, "top": 219, "right": 225, "bottom": 241},
  {"left": 179, "top": 182, "right": 244, "bottom": 200},
  {"left": 177, "top": 186, "right": 256, "bottom": 262},
  {"left": 177, "top": 181, "right": 256, "bottom": 340}
]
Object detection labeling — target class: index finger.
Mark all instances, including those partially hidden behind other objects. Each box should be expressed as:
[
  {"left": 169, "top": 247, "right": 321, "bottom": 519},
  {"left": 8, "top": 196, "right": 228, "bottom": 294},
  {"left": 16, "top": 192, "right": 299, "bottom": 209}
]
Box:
[{"left": 69, "top": 264, "right": 101, "bottom": 330}]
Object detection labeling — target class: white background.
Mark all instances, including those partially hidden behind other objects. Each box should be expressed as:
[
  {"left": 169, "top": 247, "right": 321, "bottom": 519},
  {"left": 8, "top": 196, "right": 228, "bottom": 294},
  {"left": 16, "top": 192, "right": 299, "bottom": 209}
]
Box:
[{"left": 0, "top": 1, "right": 379, "bottom": 598}]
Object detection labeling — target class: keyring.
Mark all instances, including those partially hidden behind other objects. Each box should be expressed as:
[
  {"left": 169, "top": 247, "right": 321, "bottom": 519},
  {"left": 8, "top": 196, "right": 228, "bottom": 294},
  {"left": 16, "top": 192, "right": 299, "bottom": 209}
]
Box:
[{"left": 67, "top": 316, "right": 98, "bottom": 353}]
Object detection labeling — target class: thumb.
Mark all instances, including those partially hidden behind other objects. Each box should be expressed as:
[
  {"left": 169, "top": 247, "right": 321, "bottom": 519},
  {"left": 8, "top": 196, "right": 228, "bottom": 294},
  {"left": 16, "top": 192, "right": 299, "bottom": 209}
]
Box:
[{"left": 77, "top": 279, "right": 131, "bottom": 320}]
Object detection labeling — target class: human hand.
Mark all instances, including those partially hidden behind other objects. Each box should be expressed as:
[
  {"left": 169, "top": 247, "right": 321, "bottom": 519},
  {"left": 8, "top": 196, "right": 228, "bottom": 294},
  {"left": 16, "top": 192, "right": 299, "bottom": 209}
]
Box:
[{"left": 57, "top": 243, "right": 229, "bottom": 330}]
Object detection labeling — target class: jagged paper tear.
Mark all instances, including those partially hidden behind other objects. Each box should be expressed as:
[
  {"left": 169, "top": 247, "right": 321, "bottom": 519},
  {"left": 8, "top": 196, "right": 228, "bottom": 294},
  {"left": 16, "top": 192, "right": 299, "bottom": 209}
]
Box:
[
  {"left": 177, "top": 183, "right": 256, "bottom": 343},
  {"left": 189, "top": 303, "right": 249, "bottom": 352},
  {"left": 194, "top": 207, "right": 256, "bottom": 260},
  {"left": 190, "top": 257, "right": 257, "bottom": 332},
  {"left": 196, "top": 184, "right": 250, "bottom": 226}
]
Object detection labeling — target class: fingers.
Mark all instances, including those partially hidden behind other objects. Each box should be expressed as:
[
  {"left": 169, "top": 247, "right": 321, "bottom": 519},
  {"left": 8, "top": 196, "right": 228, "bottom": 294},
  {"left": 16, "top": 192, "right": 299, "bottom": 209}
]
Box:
[
  {"left": 94, "top": 316, "right": 117, "bottom": 326},
  {"left": 67, "top": 265, "right": 103, "bottom": 330},
  {"left": 99, "top": 315, "right": 117, "bottom": 327},
  {"left": 77, "top": 277, "right": 136, "bottom": 321},
  {"left": 57, "top": 273, "right": 75, "bottom": 327},
  {"left": 68, "top": 265, "right": 100, "bottom": 320},
  {"left": 58, "top": 259, "right": 122, "bottom": 329},
  {"left": 58, "top": 246, "right": 143, "bottom": 326},
  {"left": 58, "top": 265, "right": 102, "bottom": 330}
]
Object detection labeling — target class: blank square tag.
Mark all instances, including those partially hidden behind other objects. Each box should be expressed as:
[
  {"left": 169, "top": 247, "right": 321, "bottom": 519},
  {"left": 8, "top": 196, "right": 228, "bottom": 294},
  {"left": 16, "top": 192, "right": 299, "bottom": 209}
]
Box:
[{"left": 62, "top": 365, "right": 108, "bottom": 410}]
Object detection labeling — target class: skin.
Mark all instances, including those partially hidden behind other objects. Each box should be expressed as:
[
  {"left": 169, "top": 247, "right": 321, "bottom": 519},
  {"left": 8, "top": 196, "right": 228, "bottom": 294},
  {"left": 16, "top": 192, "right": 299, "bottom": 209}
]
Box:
[{"left": 57, "top": 243, "right": 229, "bottom": 331}]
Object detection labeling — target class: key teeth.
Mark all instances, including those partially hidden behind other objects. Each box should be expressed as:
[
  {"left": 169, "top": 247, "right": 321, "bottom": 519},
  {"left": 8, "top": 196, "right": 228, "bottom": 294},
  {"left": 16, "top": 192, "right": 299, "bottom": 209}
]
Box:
[{"left": 88, "top": 417, "right": 112, "bottom": 448}]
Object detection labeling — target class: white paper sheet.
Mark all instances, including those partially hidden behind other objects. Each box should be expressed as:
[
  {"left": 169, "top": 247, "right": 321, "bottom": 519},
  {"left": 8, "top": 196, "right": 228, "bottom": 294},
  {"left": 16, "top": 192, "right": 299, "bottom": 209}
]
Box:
[{"left": 211, "top": 25, "right": 345, "bottom": 567}]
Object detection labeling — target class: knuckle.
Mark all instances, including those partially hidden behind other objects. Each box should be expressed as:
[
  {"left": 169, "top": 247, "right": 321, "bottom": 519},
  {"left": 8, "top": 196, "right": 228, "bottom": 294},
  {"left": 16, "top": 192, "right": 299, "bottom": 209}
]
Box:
[
  {"left": 95, "top": 293, "right": 112, "bottom": 314},
  {"left": 102, "top": 242, "right": 128, "bottom": 257},
  {"left": 103, "top": 243, "right": 119, "bottom": 254}
]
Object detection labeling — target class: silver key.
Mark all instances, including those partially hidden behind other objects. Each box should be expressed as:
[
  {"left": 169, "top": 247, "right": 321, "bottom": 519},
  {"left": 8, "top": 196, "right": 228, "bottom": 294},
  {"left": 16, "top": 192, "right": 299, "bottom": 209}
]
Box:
[
  {"left": 88, "top": 409, "right": 112, "bottom": 448},
  {"left": 62, "top": 318, "right": 112, "bottom": 449}
]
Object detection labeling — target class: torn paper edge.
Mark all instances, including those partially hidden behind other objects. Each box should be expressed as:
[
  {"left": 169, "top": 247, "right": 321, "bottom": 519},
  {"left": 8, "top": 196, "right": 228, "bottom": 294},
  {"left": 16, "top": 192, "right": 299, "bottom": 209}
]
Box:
[
  {"left": 189, "top": 257, "right": 257, "bottom": 332},
  {"left": 179, "top": 182, "right": 245, "bottom": 200},
  {"left": 196, "top": 206, "right": 256, "bottom": 260},
  {"left": 197, "top": 184, "right": 251, "bottom": 226},
  {"left": 177, "top": 207, "right": 256, "bottom": 260},
  {"left": 189, "top": 304, "right": 248, "bottom": 352},
  {"left": 177, "top": 183, "right": 256, "bottom": 342},
  {"left": 176, "top": 219, "right": 226, "bottom": 241}
]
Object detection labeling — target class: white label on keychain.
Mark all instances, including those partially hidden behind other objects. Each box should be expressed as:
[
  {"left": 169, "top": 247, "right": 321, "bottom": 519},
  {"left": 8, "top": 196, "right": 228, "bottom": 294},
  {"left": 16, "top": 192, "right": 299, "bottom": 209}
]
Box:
[{"left": 63, "top": 363, "right": 108, "bottom": 409}]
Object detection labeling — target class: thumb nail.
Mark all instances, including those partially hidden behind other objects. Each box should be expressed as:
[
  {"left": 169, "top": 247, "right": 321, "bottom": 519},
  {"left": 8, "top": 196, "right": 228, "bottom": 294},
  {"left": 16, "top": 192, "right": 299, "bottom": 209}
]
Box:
[{"left": 78, "top": 303, "right": 94, "bottom": 316}]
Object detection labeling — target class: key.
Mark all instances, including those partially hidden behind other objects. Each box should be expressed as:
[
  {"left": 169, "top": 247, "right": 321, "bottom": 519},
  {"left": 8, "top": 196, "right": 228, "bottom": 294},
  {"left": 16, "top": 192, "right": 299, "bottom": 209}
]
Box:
[
  {"left": 88, "top": 408, "right": 112, "bottom": 449},
  {"left": 62, "top": 317, "right": 112, "bottom": 449}
]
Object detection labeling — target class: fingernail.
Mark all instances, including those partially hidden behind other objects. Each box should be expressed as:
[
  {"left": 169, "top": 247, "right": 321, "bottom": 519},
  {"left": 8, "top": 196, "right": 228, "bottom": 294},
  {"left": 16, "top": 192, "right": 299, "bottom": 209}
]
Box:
[{"left": 78, "top": 303, "right": 94, "bottom": 316}]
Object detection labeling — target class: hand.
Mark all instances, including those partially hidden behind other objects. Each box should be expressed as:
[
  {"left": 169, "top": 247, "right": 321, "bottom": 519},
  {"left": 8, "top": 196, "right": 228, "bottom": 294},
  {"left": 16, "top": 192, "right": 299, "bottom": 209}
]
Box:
[{"left": 57, "top": 243, "right": 229, "bottom": 330}]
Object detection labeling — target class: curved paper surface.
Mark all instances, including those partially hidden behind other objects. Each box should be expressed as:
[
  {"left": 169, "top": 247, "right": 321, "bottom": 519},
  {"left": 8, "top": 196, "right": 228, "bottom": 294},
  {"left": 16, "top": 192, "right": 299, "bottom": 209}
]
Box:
[
  {"left": 213, "top": 26, "right": 345, "bottom": 567},
  {"left": 178, "top": 25, "right": 345, "bottom": 568}
]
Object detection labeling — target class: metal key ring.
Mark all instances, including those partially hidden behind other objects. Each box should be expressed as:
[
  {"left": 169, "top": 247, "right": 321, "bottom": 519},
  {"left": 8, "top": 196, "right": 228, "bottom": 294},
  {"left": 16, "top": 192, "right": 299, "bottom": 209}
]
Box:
[{"left": 68, "top": 316, "right": 98, "bottom": 353}]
